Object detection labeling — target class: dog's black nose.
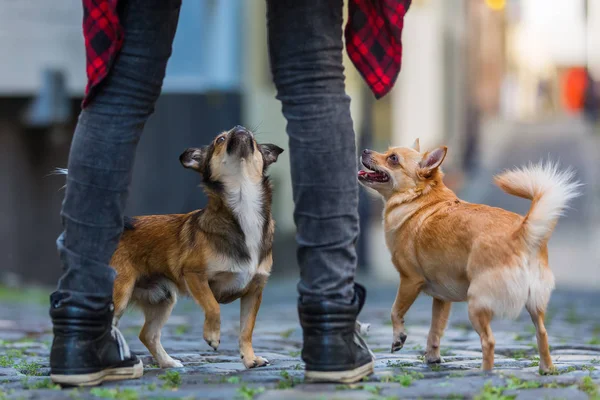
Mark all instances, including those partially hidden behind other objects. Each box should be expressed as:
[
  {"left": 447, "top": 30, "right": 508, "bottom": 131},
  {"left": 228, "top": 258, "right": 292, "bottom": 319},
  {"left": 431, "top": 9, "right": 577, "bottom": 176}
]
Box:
[
  {"left": 362, "top": 149, "right": 371, "bottom": 156},
  {"left": 179, "top": 149, "right": 191, "bottom": 163},
  {"left": 233, "top": 125, "right": 249, "bottom": 135}
]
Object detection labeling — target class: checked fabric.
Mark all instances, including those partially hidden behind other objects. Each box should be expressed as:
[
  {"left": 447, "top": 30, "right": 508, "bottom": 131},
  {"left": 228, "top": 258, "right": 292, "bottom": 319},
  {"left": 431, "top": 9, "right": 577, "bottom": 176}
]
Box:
[
  {"left": 81, "top": 0, "right": 411, "bottom": 107},
  {"left": 345, "top": 0, "right": 412, "bottom": 99}
]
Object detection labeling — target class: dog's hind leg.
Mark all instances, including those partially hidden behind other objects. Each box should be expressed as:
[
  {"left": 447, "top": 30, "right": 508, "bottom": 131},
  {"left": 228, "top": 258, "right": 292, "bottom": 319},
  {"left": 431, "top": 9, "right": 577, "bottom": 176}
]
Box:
[
  {"left": 139, "top": 296, "right": 182, "bottom": 369},
  {"left": 425, "top": 298, "right": 451, "bottom": 364},
  {"left": 390, "top": 278, "right": 423, "bottom": 352},
  {"left": 468, "top": 304, "right": 495, "bottom": 371},
  {"left": 526, "top": 306, "right": 555, "bottom": 374},
  {"left": 112, "top": 271, "right": 137, "bottom": 326}
]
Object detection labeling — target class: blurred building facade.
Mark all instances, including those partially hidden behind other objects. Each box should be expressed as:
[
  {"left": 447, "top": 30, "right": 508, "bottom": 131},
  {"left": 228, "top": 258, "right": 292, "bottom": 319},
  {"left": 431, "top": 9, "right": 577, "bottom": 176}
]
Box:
[{"left": 0, "top": 0, "right": 598, "bottom": 287}]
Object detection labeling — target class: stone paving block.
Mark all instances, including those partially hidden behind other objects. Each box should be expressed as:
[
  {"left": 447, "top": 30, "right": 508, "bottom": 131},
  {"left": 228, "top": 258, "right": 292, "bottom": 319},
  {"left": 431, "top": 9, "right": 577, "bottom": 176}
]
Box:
[
  {"left": 1, "top": 284, "right": 599, "bottom": 399},
  {"left": 512, "top": 387, "right": 589, "bottom": 400}
]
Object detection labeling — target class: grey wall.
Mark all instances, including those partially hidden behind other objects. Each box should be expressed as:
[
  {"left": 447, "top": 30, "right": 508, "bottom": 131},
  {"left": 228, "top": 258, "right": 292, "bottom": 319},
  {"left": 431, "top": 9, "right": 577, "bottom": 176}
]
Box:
[{"left": 0, "top": 93, "right": 244, "bottom": 287}]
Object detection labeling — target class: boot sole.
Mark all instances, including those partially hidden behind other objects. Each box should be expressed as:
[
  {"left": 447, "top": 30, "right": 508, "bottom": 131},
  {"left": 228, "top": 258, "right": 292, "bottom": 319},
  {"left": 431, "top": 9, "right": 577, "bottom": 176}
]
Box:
[
  {"left": 51, "top": 360, "right": 143, "bottom": 387},
  {"left": 304, "top": 360, "right": 374, "bottom": 384}
]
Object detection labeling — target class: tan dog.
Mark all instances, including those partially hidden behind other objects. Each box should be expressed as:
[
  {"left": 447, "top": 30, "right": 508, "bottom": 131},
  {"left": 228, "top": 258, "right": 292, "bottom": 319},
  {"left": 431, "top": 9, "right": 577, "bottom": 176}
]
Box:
[
  {"left": 358, "top": 140, "right": 579, "bottom": 373},
  {"left": 110, "top": 126, "right": 283, "bottom": 369}
]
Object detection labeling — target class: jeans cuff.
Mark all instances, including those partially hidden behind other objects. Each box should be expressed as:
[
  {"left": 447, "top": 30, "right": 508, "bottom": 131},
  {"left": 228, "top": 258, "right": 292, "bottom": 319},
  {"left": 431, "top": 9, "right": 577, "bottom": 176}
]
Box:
[{"left": 56, "top": 234, "right": 116, "bottom": 297}]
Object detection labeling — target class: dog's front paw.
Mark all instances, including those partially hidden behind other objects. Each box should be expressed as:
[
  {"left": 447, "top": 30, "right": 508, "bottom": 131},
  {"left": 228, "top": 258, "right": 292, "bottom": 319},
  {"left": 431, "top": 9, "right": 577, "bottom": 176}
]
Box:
[
  {"left": 160, "top": 358, "right": 184, "bottom": 369},
  {"left": 242, "top": 355, "right": 270, "bottom": 369},
  {"left": 204, "top": 335, "right": 220, "bottom": 351},
  {"left": 424, "top": 347, "right": 443, "bottom": 364},
  {"left": 539, "top": 364, "right": 556, "bottom": 375},
  {"left": 391, "top": 333, "right": 407, "bottom": 353},
  {"left": 425, "top": 353, "right": 443, "bottom": 364},
  {"left": 203, "top": 318, "right": 221, "bottom": 351}
]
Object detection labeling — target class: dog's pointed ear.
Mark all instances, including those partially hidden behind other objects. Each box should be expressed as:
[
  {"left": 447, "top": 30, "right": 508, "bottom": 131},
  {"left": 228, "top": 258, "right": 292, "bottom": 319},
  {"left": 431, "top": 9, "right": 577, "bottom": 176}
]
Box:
[
  {"left": 180, "top": 147, "right": 208, "bottom": 173},
  {"left": 419, "top": 146, "right": 447, "bottom": 177},
  {"left": 259, "top": 144, "right": 284, "bottom": 168},
  {"left": 411, "top": 138, "right": 420, "bottom": 152}
]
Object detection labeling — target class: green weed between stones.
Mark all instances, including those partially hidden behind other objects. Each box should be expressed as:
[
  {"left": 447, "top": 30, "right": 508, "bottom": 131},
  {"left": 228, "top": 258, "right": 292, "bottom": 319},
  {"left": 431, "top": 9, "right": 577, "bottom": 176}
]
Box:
[
  {"left": 474, "top": 382, "right": 516, "bottom": 400},
  {"left": 513, "top": 334, "right": 527, "bottom": 342},
  {"left": 236, "top": 385, "right": 265, "bottom": 400},
  {"left": 0, "top": 356, "right": 14, "bottom": 368},
  {"left": 15, "top": 360, "right": 42, "bottom": 376},
  {"left": 158, "top": 370, "right": 182, "bottom": 389},
  {"left": 225, "top": 376, "right": 241, "bottom": 384},
  {"left": 21, "top": 377, "right": 61, "bottom": 390},
  {"left": 565, "top": 306, "right": 582, "bottom": 324},
  {"left": 380, "top": 371, "right": 424, "bottom": 387},
  {"left": 0, "top": 349, "right": 28, "bottom": 368},
  {"left": 579, "top": 376, "right": 598, "bottom": 397},
  {"left": 508, "top": 350, "right": 528, "bottom": 360},
  {"left": 288, "top": 350, "right": 301, "bottom": 357},
  {"left": 68, "top": 388, "right": 83, "bottom": 400},
  {"left": 505, "top": 376, "right": 541, "bottom": 390},
  {"left": 174, "top": 325, "right": 190, "bottom": 335},
  {"left": 335, "top": 383, "right": 382, "bottom": 395},
  {"left": 90, "top": 387, "right": 139, "bottom": 400},
  {"left": 440, "top": 348, "right": 454, "bottom": 356},
  {"left": 0, "top": 389, "right": 15, "bottom": 400},
  {"left": 474, "top": 377, "right": 547, "bottom": 400},
  {"left": 386, "top": 360, "right": 414, "bottom": 368},
  {"left": 529, "top": 356, "right": 540, "bottom": 367},
  {"left": 0, "top": 285, "right": 49, "bottom": 305},
  {"left": 206, "top": 375, "right": 241, "bottom": 385},
  {"left": 453, "top": 322, "right": 472, "bottom": 333},
  {"left": 276, "top": 371, "right": 300, "bottom": 389},
  {"left": 279, "top": 328, "right": 295, "bottom": 339},
  {"left": 587, "top": 336, "right": 600, "bottom": 345}
]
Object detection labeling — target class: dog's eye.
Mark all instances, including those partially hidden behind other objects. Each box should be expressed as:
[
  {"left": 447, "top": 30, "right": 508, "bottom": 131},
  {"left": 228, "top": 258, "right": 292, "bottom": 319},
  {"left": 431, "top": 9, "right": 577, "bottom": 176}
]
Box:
[
  {"left": 388, "top": 154, "right": 399, "bottom": 164},
  {"left": 216, "top": 136, "right": 226, "bottom": 144}
]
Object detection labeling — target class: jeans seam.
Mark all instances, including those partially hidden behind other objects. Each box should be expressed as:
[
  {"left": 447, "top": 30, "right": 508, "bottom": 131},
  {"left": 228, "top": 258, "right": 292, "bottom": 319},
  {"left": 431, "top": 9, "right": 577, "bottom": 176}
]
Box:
[
  {"left": 61, "top": 213, "right": 124, "bottom": 230},
  {"left": 65, "top": 177, "right": 127, "bottom": 193},
  {"left": 65, "top": 125, "right": 142, "bottom": 146}
]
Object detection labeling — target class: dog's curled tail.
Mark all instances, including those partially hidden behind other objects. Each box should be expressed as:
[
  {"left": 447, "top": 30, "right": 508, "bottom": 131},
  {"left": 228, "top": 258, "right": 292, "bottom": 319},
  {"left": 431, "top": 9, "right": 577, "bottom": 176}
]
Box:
[{"left": 494, "top": 161, "right": 581, "bottom": 250}]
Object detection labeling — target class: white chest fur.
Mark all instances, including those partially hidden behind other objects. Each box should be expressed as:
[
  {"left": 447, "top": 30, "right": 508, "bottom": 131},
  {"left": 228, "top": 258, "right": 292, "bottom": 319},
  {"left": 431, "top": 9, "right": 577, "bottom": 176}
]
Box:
[{"left": 207, "top": 180, "right": 266, "bottom": 296}]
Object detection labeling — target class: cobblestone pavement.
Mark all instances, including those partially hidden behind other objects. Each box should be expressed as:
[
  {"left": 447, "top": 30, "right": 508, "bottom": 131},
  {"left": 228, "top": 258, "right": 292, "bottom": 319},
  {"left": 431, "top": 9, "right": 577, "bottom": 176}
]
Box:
[{"left": 1, "top": 280, "right": 599, "bottom": 399}]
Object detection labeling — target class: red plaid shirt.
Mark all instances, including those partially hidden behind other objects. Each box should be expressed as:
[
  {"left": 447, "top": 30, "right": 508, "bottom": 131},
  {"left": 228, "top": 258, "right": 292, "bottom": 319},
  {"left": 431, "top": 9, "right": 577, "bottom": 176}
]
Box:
[{"left": 81, "top": 0, "right": 410, "bottom": 107}]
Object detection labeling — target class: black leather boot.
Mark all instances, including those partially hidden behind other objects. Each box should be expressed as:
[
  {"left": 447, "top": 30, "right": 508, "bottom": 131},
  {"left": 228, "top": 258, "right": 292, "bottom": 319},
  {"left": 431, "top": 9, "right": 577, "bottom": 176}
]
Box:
[
  {"left": 299, "top": 283, "right": 375, "bottom": 383},
  {"left": 49, "top": 294, "right": 143, "bottom": 386}
]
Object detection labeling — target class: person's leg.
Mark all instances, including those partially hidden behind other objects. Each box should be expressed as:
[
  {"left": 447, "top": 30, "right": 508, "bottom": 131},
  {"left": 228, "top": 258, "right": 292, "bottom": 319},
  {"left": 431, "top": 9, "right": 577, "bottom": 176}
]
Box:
[
  {"left": 50, "top": 0, "right": 181, "bottom": 386},
  {"left": 267, "top": 0, "right": 357, "bottom": 303},
  {"left": 267, "top": 0, "right": 373, "bottom": 383}
]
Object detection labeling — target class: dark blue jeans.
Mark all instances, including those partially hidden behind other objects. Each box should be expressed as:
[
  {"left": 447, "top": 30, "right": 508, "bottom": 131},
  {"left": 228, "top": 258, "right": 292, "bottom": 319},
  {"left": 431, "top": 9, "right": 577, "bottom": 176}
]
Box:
[{"left": 54, "top": 0, "right": 357, "bottom": 308}]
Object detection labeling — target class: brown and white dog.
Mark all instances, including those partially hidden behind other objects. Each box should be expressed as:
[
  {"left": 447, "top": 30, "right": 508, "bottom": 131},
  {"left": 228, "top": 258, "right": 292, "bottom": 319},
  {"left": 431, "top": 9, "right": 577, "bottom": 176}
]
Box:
[
  {"left": 358, "top": 140, "right": 579, "bottom": 373},
  {"left": 110, "top": 126, "right": 283, "bottom": 369}
]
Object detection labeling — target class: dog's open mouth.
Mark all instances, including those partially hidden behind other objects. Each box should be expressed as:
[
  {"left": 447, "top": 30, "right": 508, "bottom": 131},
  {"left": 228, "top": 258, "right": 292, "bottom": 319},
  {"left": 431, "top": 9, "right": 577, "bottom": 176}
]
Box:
[{"left": 358, "top": 161, "right": 390, "bottom": 183}]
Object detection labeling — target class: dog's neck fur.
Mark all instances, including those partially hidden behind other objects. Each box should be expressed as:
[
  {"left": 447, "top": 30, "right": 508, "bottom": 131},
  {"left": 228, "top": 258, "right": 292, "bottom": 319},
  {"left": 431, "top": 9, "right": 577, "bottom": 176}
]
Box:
[
  {"left": 204, "top": 175, "right": 272, "bottom": 262},
  {"left": 224, "top": 179, "right": 265, "bottom": 260},
  {"left": 383, "top": 176, "right": 454, "bottom": 233}
]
